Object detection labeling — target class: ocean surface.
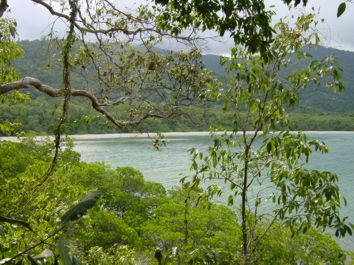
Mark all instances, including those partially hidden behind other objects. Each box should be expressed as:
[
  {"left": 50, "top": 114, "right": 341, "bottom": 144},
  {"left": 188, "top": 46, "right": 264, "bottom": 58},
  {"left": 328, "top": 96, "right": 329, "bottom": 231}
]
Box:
[{"left": 73, "top": 132, "right": 354, "bottom": 250}]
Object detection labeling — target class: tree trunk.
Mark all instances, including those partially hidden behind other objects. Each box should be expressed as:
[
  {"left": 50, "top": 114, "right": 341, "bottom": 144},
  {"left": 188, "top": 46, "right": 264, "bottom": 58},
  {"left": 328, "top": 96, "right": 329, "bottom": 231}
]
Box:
[
  {"left": 242, "top": 145, "right": 250, "bottom": 265},
  {"left": 0, "top": 0, "right": 8, "bottom": 17}
]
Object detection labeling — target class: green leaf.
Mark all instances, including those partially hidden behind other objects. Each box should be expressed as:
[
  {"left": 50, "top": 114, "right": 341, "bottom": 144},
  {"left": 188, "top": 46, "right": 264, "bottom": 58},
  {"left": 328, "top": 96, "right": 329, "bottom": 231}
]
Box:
[
  {"left": 255, "top": 198, "right": 261, "bottom": 207},
  {"left": 227, "top": 195, "right": 234, "bottom": 206},
  {"left": 58, "top": 240, "right": 72, "bottom": 265},
  {"left": 61, "top": 191, "right": 101, "bottom": 223},
  {"left": 222, "top": 99, "right": 228, "bottom": 111},
  {"left": 155, "top": 0, "right": 169, "bottom": 4},
  {"left": 0, "top": 215, "right": 32, "bottom": 231},
  {"left": 337, "top": 2, "right": 346, "bottom": 17},
  {"left": 266, "top": 142, "right": 272, "bottom": 153}
]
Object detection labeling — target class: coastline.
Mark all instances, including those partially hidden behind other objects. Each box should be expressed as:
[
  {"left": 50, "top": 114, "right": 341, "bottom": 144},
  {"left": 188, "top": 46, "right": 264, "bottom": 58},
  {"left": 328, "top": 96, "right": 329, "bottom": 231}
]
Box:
[{"left": 1, "top": 130, "right": 354, "bottom": 142}]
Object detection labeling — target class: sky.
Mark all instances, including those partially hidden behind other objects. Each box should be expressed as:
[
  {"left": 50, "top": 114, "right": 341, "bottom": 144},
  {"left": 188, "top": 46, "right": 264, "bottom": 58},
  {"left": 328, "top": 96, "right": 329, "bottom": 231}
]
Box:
[{"left": 5, "top": 0, "right": 354, "bottom": 55}]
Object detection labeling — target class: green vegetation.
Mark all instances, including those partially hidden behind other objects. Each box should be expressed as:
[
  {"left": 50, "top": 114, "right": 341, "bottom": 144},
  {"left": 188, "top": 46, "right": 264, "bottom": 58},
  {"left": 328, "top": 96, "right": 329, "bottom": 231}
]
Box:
[
  {"left": 0, "top": 40, "right": 352, "bottom": 135},
  {"left": 2, "top": 95, "right": 354, "bottom": 135},
  {"left": 0, "top": 139, "right": 348, "bottom": 264},
  {"left": 184, "top": 13, "right": 352, "bottom": 264},
  {"left": 1, "top": 0, "right": 354, "bottom": 264}
]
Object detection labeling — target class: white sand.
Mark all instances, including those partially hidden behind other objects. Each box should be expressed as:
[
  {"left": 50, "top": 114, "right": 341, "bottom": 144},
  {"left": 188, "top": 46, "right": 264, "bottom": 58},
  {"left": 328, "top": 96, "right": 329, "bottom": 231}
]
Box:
[{"left": 1, "top": 131, "right": 354, "bottom": 142}]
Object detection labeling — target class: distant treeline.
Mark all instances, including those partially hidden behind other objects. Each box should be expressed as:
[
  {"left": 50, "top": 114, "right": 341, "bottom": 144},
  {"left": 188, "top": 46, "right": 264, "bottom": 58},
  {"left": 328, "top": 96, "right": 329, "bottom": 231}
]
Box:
[
  {"left": 1, "top": 40, "right": 354, "bottom": 135},
  {"left": 1, "top": 95, "right": 354, "bottom": 136}
]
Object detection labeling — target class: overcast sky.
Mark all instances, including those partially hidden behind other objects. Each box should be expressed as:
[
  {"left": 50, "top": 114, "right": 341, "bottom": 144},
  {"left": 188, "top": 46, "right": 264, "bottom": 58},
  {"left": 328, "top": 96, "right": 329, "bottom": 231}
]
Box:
[{"left": 5, "top": 0, "right": 354, "bottom": 55}]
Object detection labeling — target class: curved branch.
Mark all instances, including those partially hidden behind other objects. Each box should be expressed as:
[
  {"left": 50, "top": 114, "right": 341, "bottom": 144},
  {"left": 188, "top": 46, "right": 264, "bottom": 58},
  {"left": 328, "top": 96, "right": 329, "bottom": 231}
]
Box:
[
  {"left": 0, "top": 77, "right": 169, "bottom": 128},
  {"left": 0, "top": 77, "right": 62, "bottom": 96}
]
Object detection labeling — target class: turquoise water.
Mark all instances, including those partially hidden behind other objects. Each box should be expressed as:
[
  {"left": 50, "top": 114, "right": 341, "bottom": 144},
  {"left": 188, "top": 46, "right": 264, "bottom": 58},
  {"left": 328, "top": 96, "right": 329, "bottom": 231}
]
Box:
[
  {"left": 74, "top": 136, "right": 210, "bottom": 187},
  {"left": 73, "top": 132, "right": 354, "bottom": 249}
]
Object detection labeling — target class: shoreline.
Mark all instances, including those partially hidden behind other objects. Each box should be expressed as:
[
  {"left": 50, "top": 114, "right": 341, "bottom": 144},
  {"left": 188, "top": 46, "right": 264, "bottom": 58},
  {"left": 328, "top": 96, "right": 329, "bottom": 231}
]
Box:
[{"left": 1, "top": 131, "right": 354, "bottom": 142}]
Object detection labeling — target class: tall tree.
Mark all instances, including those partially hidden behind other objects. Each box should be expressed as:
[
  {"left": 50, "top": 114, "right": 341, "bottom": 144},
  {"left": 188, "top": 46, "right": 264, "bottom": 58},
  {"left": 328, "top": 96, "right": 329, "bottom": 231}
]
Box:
[
  {"left": 0, "top": 0, "right": 313, "bottom": 183},
  {"left": 184, "top": 13, "right": 352, "bottom": 265},
  {"left": 0, "top": 1, "right": 350, "bottom": 264}
]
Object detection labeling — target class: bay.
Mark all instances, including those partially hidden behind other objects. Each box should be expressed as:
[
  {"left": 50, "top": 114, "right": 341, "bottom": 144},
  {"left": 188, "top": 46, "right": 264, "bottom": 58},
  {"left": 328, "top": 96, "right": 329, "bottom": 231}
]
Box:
[{"left": 73, "top": 132, "right": 354, "bottom": 250}]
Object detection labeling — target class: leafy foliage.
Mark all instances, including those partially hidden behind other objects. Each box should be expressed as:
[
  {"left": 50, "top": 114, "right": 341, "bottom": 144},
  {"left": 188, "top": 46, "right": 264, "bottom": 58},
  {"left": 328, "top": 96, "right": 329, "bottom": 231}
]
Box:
[
  {"left": 0, "top": 18, "right": 23, "bottom": 83},
  {"left": 0, "top": 18, "right": 28, "bottom": 136},
  {"left": 155, "top": 0, "right": 274, "bottom": 58},
  {"left": 0, "top": 215, "right": 32, "bottom": 232},
  {"left": 182, "top": 13, "right": 352, "bottom": 264},
  {"left": 337, "top": 2, "right": 347, "bottom": 17},
  {"left": 0, "top": 1, "right": 353, "bottom": 264},
  {"left": 0, "top": 41, "right": 353, "bottom": 135},
  {"left": 61, "top": 191, "right": 101, "bottom": 224},
  {"left": 0, "top": 139, "right": 348, "bottom": 264}
]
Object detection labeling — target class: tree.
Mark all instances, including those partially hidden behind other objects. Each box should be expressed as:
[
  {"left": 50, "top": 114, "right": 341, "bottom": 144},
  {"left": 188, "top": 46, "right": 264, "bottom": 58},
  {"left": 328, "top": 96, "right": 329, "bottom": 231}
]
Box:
[
  {"left": 183, "top": 13, "right": 352, "bottom": 265},
  {"left": 0, "top": 0, "right": 350, "bottom": 264},
  {"left": 0, "top": 0, "right": 333, "bottom": 179},
  {"left": 0, "top": 16, "right": 28, "bottom": 135},
  {"left": 0, "top": 139, "right": 347, "bottom": 264},
  {"left": 0, "top": 0, "right": 328, "bottom": 137},
  {"left": 0, "top": 0, "right": 318, "bottom": 124}
]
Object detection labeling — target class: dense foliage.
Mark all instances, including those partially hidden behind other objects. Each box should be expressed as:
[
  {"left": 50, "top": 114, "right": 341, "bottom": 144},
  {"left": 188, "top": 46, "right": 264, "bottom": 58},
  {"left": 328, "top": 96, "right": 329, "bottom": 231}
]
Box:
[
  {"left": 182, "top": 13, "right": 353, "bottom": 264},
  {"left": 1, "top": 0, "right": 354, "bottom": 264},
  {"left": 0, "top": 41, "right": 353, "bottom": 136},
  {"left": 0, "top": 139, "right": 348, "bottom": 264}
]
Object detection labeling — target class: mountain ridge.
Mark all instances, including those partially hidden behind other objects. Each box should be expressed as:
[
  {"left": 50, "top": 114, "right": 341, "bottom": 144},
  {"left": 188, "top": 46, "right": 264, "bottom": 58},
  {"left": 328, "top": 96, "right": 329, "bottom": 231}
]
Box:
[{"left": 12, "top": 40, "right": 354, "bottom": 114}]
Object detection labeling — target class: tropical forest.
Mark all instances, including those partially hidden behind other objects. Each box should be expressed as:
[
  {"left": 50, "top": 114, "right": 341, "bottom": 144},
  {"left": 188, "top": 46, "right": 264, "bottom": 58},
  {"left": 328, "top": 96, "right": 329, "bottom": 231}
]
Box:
[{"left": 0, "top": 0, "right": 354, "bottom": 264}]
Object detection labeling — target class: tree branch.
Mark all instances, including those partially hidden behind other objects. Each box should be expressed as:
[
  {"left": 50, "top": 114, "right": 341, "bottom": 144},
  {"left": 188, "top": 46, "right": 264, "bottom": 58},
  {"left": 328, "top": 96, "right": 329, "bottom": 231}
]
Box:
[
  {"left": 0, "top": 0, "right": 8, "bottom": 18},
  {"left": 3, "top": 225, "right": 65, "bottom": 264},
  {"left": 31, "top": 0, "right": 153, "bottom": 37},
  {"left": 30, "top": 0, "right": 197, "bottom": 43},
  {"left": 0, "top": 77, "right": 172, "bottom": 128}
]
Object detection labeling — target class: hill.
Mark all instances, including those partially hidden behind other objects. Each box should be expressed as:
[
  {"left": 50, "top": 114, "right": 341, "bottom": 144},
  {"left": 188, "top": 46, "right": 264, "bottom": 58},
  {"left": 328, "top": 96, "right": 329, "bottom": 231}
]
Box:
[
  {"left": 201, "top": 46, "right": 354, "bottom": 114},
  {"left": 1, "top": 40, "right": 354, "bottom": 134},
  {"left": 13, "top": 40, "right": 354, "bottom": 114}
]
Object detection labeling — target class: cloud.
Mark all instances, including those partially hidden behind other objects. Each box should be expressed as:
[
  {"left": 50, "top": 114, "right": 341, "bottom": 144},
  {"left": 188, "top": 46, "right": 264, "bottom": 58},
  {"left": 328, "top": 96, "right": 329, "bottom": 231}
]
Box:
[{"left": 6, "top": 0, "right": 354, "bottom": 54}]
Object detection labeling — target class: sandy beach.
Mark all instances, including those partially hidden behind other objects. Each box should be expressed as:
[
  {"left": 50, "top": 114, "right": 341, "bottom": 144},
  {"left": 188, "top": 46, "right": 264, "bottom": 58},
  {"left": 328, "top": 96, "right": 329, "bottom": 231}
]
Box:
[{"left": 1, "top": 131, "right": 354, "bottom": 142}]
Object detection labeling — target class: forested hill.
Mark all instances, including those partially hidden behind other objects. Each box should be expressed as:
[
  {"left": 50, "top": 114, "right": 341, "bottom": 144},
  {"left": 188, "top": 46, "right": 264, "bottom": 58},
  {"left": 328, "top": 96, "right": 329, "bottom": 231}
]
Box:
[
  {"left": 202, "top": 46, "right": 354, "bottom": 114},
  {"left": 2, "top": 40, "right": 354, "bottom": 134},
  {"left": 15, "top": 40, "right": 354, "bottom": 113}
]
